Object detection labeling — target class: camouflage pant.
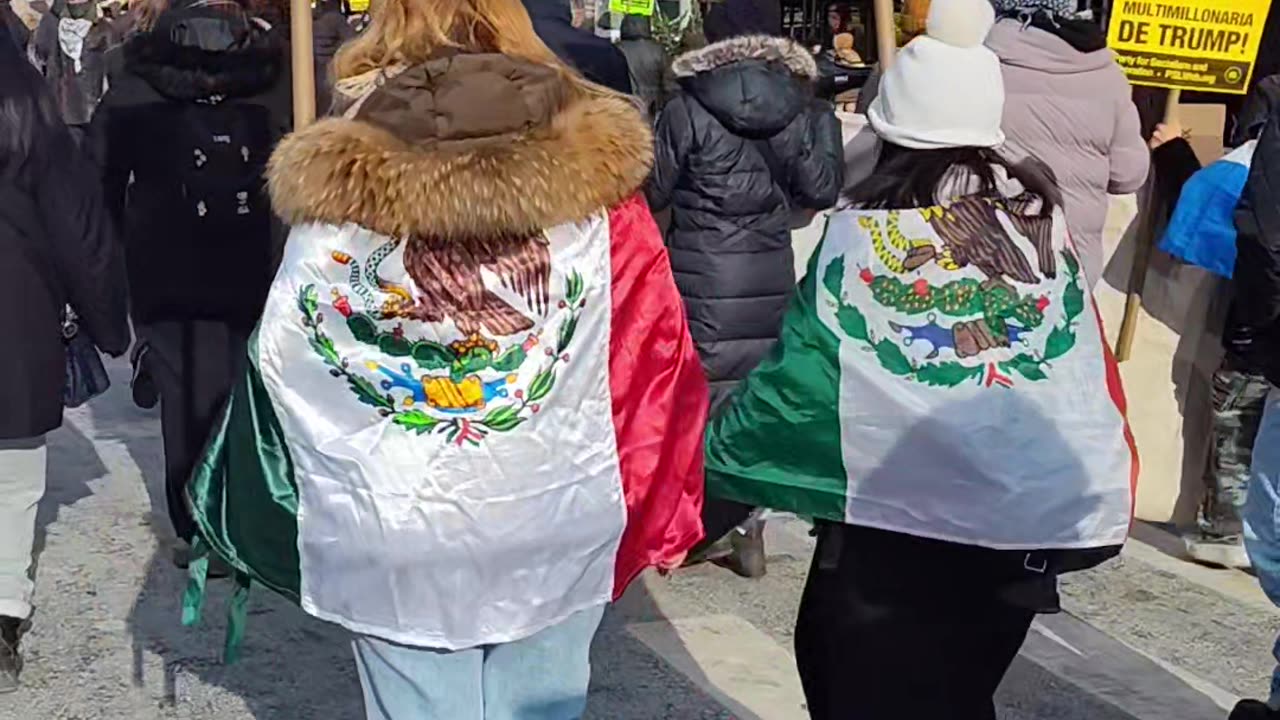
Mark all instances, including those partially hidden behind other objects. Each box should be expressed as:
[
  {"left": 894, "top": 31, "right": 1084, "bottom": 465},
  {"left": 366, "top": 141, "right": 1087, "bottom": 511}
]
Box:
[{"left": 1199, "top": 361, "right": 1271, "bottom": 537}]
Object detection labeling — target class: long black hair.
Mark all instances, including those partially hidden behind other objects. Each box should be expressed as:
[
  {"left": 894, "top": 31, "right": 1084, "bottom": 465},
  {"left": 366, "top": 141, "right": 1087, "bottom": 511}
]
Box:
[
  {"left": 846, "top": 143, "right": 1063, "bottom": 214},
  {"left": 0, "top": 32, "right": 60, "bottom": 163}
]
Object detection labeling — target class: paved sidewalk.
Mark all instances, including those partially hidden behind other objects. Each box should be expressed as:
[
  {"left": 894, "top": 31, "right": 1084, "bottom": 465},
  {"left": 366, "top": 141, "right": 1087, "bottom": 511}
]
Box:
[{"left": 0, "top": 357, "right": 1273, "bottom": 719}]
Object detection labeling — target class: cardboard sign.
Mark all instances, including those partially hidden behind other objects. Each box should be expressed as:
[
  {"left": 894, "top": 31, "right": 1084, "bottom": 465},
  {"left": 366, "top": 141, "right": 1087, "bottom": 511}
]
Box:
[
  {"left": 1107, "top": 0, "right": 1273, "bottom": 94},
  {"left": 609, "top": 0, "right": 654, "bottom": 16}
]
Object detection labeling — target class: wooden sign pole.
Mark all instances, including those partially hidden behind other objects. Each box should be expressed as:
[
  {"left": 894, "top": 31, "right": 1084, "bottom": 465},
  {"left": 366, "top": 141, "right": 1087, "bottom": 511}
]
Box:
[
  {"left": 1116, "top": 87, "right": 1181, "bottom": 362},
  {"left": 873, "top": 0, "right": 896, "bottom": 69},
  {"left": 290, "top": 0, "right": 317, "bottom": 129}
]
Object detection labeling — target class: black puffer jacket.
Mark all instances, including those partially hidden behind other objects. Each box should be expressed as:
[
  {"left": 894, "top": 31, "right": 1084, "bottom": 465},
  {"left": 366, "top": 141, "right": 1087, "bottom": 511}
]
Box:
[
  {"left": 1229, "top": 107, "right": 1280, "bottom": 385},
  {"left": 89, "top": 0, "right": 290, "bottom": 332},
  {"left": 648, "top": 35, "right": 843, "bottom": 411},
  {"left": 616, "top": 14, "right": 672, "bottom": 118}
]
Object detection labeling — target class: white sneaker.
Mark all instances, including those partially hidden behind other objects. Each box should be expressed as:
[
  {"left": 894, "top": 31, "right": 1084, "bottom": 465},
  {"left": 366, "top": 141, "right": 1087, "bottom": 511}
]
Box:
[{"left": 1183, "top": 532, "right": 1252, "bottom": 569}]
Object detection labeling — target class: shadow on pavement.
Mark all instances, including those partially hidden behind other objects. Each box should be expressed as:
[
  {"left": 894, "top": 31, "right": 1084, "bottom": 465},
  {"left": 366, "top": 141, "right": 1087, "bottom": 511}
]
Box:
[
  {"left": 125, "top": 549, "right": 363, "bottom": 718},
  {"left": 35, "top": 419, "right": 108, "bottom": 564},
  {"left": 85, "top": 360, "right": 171, "bottom": 542},
  {"left": 588, "top": 581, "right": 740, "bottom": 720}
]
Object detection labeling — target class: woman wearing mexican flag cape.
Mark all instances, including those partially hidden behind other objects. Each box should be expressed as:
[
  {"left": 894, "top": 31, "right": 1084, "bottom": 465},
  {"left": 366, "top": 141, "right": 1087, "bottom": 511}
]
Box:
[
  {"left": 705, "top": 0, "right": 1137, "bottom": 717},
  {"left": 180, "top": 0, "right": 709, "bottom": 716}
]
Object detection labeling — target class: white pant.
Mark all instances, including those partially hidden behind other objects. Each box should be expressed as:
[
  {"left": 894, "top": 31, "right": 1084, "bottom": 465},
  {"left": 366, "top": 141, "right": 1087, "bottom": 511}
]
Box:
[{"left": 0, "top": 437, "right": 46, "bottom": 620}]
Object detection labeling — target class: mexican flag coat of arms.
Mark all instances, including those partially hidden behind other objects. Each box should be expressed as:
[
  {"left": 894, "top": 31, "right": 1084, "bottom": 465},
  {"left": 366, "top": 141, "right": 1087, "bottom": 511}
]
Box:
[
  {"left": 706, "top": 192, "right": 1137, "bottom": 551},
  {"left": 182, "top": 56, "right": 708, "bottom": 654}
]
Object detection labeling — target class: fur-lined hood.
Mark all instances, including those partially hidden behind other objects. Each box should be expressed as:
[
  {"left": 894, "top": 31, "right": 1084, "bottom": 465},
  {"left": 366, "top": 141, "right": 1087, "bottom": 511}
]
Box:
[
  {"left": 672, "top": 35, "right": 817, "bottom": 80},
  {"left": 268, "top": 52, "right": 653, "bottom": 241},
  {"left": 124, "top": 2, "right": 281, "bottom": 102},
  {"left": 670, "top": 35, "right": 817, "bottom": 139}
]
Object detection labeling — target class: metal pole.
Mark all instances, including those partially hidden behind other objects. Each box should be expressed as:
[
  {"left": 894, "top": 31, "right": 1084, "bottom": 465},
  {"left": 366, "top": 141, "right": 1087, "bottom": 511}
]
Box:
[
  {"left": 873, "top": 0, "right": 895, "bottom": 69},
  {"left": 1116, "top": 88, "right": 1181, "bottom": 362},
  {"left": 290, "top": 0, "right": 317, "bottom": 129}
]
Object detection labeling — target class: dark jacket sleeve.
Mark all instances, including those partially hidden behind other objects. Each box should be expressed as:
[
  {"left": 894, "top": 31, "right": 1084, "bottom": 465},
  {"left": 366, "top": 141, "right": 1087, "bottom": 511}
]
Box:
[
  {"left": 1233, "top": 114, "right": 1280, "bottom": 330},
  {"left": 86, "top": 84, "right": 130, "bottom": 229},
  {"left": 647, "top": 95, "right": 695, "bottom": 213},
  {"left": 35, "top": 124, "right": 130, "bottom": 356},
  {"left": 1151, "top": 138, "right": 1202, "bottom": 220},
  {"left": 779, "top": 99, "right": 843, "bottom": 210},
  {"left": 30, "top": 13, "right": 54, "bottom": 74}
]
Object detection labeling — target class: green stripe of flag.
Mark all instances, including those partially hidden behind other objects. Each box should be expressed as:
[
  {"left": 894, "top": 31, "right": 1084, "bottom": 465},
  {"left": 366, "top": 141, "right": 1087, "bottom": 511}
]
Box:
[
  {"left": 704, "top": 242, "right": 848, "bottom": 523},
  {"left": 187, "top": 349, "right": 302, "bottom": 601}
]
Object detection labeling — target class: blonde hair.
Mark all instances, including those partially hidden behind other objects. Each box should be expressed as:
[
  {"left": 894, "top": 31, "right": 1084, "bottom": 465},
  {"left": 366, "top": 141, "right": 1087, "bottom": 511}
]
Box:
[{"left": 334, "top": 0, "right": 562, "bottom": 80}]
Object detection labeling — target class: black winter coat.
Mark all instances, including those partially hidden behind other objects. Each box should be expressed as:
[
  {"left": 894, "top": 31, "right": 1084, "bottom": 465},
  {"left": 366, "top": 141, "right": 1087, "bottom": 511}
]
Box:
[
  {"left": 313, "top": 1, "right": 354, "bottom": 114},
  {"left": 522, "top": 0, "right": 632, "bottom": 94},
  {"left": 1229, "top": 109, "right": 1280, "bottom": 384},
  {"left": 648, "top": 35, "right": 843, "bottom": 411},
  {"left": 616, "top": 14, "right": 672, "bottom": 118},
  {"left": 89, "top": 0, "right": 291, "bottom": 333},
  {"left": 0, "top": 39, "right": 129, "bottom": 439}
]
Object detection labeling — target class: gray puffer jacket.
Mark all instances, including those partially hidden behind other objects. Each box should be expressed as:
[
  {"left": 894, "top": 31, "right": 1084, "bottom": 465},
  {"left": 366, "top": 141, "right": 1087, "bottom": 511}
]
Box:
[
  {"left": 648, "top": 35, "right": 843, "bottom": 413},
  {"left": 986, "top": 18, "right": 1149, "bottom": 287}
]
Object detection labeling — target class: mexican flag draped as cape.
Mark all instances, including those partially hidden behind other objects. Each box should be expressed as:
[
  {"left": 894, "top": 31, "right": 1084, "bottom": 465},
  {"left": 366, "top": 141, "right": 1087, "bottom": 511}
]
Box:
[
  {"left": 706, "top": 199, "right": 1137, "bottom": 550},
  {"left": 183, "top": 196, "right": 708, "bottom": 654}
]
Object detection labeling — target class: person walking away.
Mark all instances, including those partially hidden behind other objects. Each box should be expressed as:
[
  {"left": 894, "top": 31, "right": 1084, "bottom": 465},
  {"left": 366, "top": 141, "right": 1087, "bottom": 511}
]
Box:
[
  {"left": 705, "top": 0, "right": 1136, "bottom": 716},
  {"left": 312, "top": 0, "right": 354, "bottom": 115},
  {"left": 809, "top": 1, "right": 851, "bottom": 52},
  {"left": 985, "top": 0, "right": 1149, "bottom": 288},
  {"left": 0, "top": 31, "right": 129, "bottom": 692},
  {"left": 88, "top": 0, "right": 288, "bottom": 565},
  {"left": 1227, "top": 95, "right": 1280, "bottom": 720},
  {"left": 1151, "top": 77, "right": 1280, "bottom": 569},
  {"left": 30, "top": 0, "right": 120, "bottom": 137},
  {"left": 176, "top": 0, "right": 709, "bottom": 716},
  {"left": 616, "top": 13, "right": 671, "bottom": 119},
  {"left": 649, "top": 27, "right": 843, "bottom": 577},
  {"left": 522, "top": 0, "right": 631, "bottom": 93},
  {"left": 702, "top": 0, "right": 781, "bottom": 42}
]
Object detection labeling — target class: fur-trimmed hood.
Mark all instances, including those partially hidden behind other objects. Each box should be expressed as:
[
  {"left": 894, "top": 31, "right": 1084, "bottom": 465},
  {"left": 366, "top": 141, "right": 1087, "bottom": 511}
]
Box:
[
  {"left": 124, "top": 1, "right": 281, "bottom": 102},
  {"left": 268, "top": 52, "right": 653, "bottom": 241},
  {"left": 672, "top": 35, "right": 817, "bottom": 80},
  {"left": 671, "top": 35, "right": 817, "bottom": 139}
]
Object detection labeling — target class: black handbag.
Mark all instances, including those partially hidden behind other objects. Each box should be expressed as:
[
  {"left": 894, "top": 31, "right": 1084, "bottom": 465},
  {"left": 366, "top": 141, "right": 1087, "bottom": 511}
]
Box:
[{"left": 62, "top": 307, "right": 111, "bottom": 408}]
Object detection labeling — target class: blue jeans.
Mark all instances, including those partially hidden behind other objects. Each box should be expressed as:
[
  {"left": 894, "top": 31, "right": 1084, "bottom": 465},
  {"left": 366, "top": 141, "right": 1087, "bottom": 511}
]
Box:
[
  {"left": 1243, "top": 386, "right": 1280, "bottom": 707},
  {"left": 353, "top": 605, "right": 605, "bottom": 720}
]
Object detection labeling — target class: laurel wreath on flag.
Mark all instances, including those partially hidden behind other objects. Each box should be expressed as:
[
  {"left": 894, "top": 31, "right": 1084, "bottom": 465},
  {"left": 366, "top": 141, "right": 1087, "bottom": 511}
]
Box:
[
  {"left": 297, "top": 269, "right": 586, "bottom": 444},
  {"left": 822, "top": 251, "right": 1083, "bottom": 388}
]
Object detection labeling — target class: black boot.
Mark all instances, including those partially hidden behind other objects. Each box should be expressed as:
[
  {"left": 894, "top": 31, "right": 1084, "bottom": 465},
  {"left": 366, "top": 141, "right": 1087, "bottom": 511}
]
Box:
[
  {"left": 0, "top": 616, "right": 23, "bottom": 694},
  {"left": 1231, "top": 700, "right": 1280, "bottom": 719}
]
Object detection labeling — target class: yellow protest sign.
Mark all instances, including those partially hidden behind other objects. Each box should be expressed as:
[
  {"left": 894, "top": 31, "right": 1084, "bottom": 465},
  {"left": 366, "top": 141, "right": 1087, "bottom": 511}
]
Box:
[
  {"left": 347, "top": 0, "right": 369, "bottom": 11},
  {"left": 610, "top": 0, "right": 654, "bottom": 16},
  {"left": 1107, "top": 0, "right": 1272, "bottom": 94}
]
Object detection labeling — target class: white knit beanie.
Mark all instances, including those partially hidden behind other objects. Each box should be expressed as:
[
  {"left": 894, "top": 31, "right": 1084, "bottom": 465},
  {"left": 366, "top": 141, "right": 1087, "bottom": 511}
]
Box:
[{"left": 868, "top": 0, "right": 1005, "bottom": 149}]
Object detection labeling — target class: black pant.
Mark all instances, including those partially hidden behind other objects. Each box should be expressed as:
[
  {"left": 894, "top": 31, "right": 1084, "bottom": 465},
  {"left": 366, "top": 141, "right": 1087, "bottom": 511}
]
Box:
[
  {"left": 794, "top": 524, "right": 1041, "bottom": 720},
  {"left": 141, "top": 321, "right": 246, "bottom": 542}
]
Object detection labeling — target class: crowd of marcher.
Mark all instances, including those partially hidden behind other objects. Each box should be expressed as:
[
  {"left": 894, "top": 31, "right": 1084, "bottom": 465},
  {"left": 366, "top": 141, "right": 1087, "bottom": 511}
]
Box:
[{"left": 5, "top": 0, "right": 1280, "bottom": 717}]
